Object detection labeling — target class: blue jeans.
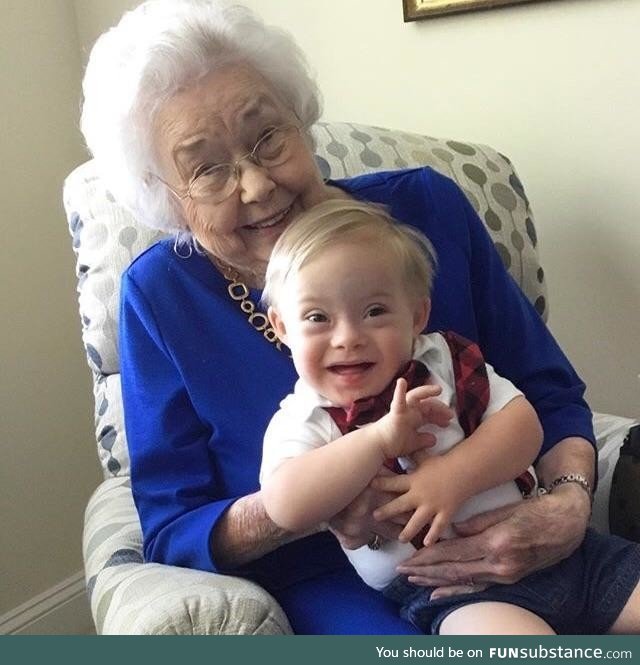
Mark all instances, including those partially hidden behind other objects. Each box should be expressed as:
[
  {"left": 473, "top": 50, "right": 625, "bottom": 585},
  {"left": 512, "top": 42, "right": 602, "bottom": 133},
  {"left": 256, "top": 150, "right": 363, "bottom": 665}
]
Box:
[{"left": 383, "top": 528, "right": 640, "bottom": 634}]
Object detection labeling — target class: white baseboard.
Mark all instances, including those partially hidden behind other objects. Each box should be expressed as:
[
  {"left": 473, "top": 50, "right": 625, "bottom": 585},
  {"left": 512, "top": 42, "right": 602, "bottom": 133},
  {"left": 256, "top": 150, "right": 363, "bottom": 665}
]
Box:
[{"left": 0, "top": 571, "right": 94, "bottom": 635}]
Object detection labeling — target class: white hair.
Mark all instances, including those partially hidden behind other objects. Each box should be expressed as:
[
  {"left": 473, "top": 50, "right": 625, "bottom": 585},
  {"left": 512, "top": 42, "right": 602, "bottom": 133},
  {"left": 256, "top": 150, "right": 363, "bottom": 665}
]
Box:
[{"left": 80, "top": 0, "right": 322, "bottom": 233}]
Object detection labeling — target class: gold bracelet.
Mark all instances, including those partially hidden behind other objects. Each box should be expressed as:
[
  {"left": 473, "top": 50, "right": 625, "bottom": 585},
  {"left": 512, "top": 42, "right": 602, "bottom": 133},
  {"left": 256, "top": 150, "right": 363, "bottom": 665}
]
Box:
[{"left": 537, "top": 473, "right": 593, "bottom": 505}]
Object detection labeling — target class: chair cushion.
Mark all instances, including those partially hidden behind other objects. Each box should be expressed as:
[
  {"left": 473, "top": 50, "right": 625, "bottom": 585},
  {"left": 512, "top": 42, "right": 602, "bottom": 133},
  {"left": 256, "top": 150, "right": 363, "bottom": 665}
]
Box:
[
  {"left": 313, "top": 122, "right": 547, "bottom": 320},
  {"left": 83, "top": 477, "right": 291, "bottom": 635}
]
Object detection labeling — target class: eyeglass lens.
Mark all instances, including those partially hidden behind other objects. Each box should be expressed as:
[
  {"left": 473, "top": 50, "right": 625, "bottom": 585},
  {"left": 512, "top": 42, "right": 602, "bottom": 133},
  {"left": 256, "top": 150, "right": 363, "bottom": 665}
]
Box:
[{"left": 188, "top": 126, "right": 297, "bottom": 202}]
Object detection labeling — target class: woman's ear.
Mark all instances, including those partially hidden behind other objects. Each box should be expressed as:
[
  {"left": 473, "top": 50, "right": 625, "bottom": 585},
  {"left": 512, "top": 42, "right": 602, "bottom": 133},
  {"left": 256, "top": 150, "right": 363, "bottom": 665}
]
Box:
[
  {"left": 267, "top": 306, "right": 288, "bottom": 344},
  {"left": 413, "top": 298, "right": 431, "bottom": 336}
]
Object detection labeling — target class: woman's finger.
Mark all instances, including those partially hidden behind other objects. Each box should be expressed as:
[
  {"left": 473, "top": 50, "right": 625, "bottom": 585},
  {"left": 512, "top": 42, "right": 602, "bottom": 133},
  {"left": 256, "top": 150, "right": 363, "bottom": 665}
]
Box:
[
  {"left": 398, "top": 558, "right": 488, "bottom": 588},
  {"left": 398, "top": 531, "right": 487, "bottom": 568},
  {"left": 451, "top": 502, "right": 519, "bottom": 536},
  {"left": 428, "top": 583, "right": 489, "bottom": 599},
  {"left": 375, "top": 521, "right": 404, "bottom": 541}
]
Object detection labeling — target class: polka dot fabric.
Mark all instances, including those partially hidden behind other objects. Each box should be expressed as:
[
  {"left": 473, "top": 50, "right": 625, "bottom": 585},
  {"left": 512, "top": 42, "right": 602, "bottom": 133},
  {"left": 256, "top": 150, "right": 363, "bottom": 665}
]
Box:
[{"left": 312, "top": 122, "right": 548, "bottom": 319}]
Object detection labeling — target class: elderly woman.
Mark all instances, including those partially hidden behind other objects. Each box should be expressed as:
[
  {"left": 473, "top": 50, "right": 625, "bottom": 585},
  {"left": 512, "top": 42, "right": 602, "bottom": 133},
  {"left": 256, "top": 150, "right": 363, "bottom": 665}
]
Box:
[{"left": 80, "top": 0, "right": 600, "bottom": 634}]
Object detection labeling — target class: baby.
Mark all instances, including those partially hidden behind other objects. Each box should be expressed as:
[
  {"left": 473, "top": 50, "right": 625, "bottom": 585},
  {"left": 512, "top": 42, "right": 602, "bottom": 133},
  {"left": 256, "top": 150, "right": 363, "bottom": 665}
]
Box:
[{"left": 259, "top": 199, "right": 557, "bottom": 633}]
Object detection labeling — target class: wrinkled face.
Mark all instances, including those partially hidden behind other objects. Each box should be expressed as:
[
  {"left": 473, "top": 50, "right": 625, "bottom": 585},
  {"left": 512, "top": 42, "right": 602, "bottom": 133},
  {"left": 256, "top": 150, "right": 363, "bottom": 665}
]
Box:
[
  {"left": 269, "top": 241, "right": 430, "bottom": 408},
  {"left": 152, "top": 63, "right": 332, "bottom": 281}
]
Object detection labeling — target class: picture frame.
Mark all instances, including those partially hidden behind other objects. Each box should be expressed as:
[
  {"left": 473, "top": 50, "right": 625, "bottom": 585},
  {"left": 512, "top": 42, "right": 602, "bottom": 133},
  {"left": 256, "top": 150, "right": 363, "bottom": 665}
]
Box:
[{"left": 403, "top": 0, "right": 543, "bottom": 22}]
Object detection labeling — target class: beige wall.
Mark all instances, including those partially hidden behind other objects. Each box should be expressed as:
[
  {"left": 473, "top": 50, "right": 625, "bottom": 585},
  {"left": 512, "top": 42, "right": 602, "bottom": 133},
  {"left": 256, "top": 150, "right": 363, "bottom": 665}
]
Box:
[
  {"left": 2, "top": 0, "right": 637, "bottom": 622},
  {"left": 0, "top": 0, "right": 100, "bottom": 614}
]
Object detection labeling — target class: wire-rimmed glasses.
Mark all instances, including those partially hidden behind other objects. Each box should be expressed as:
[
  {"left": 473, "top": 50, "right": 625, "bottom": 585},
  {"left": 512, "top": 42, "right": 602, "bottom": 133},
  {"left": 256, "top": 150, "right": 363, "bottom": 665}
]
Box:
[{"left": 156, "top": 124, "right": 301, "bottom": 204}]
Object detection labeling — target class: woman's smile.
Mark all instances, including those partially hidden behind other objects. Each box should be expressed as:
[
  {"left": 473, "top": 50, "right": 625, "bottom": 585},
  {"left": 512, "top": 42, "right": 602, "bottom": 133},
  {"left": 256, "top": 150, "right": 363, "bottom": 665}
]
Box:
[{"left": 243, "top": 204, "right": 293, "bottom": 231}]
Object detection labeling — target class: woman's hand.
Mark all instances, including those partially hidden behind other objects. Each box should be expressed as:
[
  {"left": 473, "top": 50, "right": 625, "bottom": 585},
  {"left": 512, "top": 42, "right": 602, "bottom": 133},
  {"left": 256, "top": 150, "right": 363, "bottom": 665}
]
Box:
[
  {"left": 396, "top": 483, "right": 591, "bottom": 599},
  {"left": 329, "top": 466, "right": 404, "bottom": 549}
]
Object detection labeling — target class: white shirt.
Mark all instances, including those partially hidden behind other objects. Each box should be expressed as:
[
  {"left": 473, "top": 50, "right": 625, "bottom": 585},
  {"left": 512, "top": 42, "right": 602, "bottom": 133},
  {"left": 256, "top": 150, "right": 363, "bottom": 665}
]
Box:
[{"left": 261, "top": 333, "right": 528, "bottom": 590}]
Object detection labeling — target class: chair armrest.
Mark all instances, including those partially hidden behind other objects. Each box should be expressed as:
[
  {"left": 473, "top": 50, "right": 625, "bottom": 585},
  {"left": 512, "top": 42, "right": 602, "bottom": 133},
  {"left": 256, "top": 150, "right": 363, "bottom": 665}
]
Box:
[
  {"left": 84, "top": 477, "right": 292, "bottom": 635},
  {"left": 590, "top": 412, "right": 638, "bottom": 534}
]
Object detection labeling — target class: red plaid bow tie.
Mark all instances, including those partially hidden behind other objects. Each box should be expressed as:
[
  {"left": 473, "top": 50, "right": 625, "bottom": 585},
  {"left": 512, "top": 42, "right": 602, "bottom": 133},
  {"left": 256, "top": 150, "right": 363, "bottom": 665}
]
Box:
[{"left": 324, "top": 360, "right": 431, "bottom": 436}]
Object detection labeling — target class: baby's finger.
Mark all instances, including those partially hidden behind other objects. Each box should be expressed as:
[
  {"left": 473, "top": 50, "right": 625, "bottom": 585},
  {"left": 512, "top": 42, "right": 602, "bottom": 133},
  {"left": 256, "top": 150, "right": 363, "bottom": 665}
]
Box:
[
  {"left": 406, "top": 384, "right": 442, "bottom": 406},
  {"left": 415, "top": 431, "right": 437, "bottom": 449},
  {"left": 390, "top": 378, "right": 408, "bottom": 414},
  {"left": 373, "top": 494, "right": 414, "bottom": 522},
  {"left": 422, "top": 512, "right": 449, "bottom": 547},
  {"left": 402, "top": 431, "right": 437, "bottom": 456},
  {"left": 371, "top": 473, "right": 410, "bottom": 494},
  {"left": 398, "top": 507, "right": 432, "bottom": 543},
  {"left": 419, "top": 399, "right": 454, "bottom": 428}
]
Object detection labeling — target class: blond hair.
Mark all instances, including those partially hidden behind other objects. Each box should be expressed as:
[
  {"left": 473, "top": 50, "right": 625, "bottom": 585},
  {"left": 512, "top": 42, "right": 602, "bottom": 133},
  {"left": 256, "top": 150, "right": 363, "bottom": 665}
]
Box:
[{"left": 262, "top": 199, "right": 437, "bottom": 308}]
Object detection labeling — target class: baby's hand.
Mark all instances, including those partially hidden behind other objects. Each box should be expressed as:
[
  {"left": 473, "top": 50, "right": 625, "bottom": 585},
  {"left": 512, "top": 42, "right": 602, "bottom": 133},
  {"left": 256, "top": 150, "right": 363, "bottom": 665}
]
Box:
[
  {"left": 372, "top": 457, "right": 463, "bottom": 546},
  {"left": 373, "top": 379, "right": 453, "bottom": 460}
]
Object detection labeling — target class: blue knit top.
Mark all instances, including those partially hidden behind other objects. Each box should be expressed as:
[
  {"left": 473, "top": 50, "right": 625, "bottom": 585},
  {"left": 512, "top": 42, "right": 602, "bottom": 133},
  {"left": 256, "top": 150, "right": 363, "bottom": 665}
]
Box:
[{"left": 120, "top": 167, "right": 594, "bottom": 590}]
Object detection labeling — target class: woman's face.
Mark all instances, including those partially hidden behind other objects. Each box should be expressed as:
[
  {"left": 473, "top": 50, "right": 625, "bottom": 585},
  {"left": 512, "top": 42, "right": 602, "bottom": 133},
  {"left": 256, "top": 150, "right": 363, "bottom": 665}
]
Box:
[{"left": 152, "top": 63, "right": 333, "bottom": 281}]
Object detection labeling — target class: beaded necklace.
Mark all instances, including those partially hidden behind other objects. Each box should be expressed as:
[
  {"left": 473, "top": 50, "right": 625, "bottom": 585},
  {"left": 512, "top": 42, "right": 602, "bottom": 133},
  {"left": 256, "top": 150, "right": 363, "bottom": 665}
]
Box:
[{"left": 216, "top": 261, "right": 291, "bottom": 356}]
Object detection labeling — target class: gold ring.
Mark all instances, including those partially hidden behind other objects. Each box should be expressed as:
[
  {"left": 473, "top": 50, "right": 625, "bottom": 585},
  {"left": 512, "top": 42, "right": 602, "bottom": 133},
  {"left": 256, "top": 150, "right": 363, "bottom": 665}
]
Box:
[{"left": 367, "top": 534, "right": 383, "bottom": 550}]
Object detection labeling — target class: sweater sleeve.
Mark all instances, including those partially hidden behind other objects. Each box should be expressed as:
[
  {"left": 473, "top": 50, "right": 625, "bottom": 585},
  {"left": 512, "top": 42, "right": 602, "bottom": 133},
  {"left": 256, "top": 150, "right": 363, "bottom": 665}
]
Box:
[
  {"left": 120, "top": 272, "right": 233, "bottom": 572},
  {"left": 427, "top": 173, "right": 596, "bottom": 457}
]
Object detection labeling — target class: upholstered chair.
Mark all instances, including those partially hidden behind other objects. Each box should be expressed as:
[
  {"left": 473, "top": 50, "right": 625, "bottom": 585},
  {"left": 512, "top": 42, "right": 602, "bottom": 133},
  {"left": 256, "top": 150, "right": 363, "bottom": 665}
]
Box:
[{"left": 63, "top": 121, "right": 636, "bottom": 634}]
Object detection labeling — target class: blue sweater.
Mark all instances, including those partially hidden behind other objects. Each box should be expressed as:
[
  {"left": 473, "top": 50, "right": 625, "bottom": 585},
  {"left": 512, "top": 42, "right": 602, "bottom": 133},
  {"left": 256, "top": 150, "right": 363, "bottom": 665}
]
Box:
[{"left": 120, "top": 167, "right": 595, "bottom": 589}]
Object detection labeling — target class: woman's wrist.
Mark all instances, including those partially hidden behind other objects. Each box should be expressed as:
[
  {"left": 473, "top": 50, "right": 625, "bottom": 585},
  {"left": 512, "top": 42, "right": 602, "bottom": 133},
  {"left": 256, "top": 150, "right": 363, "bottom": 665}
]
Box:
[
  {"left": 535, "top": 436, "right": 596, "bottom": 488},
  {"left": 542, "top": 479, "right": 592, "bottom": 523},
  {"left": 537, "top": 473, "right": 593, "bottom": 507},
  {"left": 211, "top": 491, "right": 300, "bottom": 569}
]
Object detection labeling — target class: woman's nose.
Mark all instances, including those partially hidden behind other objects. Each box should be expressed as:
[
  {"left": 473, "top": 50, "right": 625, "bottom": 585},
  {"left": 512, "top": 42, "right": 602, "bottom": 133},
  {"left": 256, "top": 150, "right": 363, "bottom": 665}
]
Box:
[{"left": 238, "top": 160, "right": 276, "bottom": 204}]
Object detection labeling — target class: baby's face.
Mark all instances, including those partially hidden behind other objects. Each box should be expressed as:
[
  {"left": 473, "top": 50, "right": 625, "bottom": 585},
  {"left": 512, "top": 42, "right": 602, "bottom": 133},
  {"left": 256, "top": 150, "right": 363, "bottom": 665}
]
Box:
[{"left": 269, "top": 241, "right": 429, "bottom": 407}]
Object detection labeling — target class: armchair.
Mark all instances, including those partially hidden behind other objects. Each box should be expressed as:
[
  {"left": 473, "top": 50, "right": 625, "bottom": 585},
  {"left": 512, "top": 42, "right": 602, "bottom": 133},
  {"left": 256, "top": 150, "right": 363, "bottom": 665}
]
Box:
[{"left": 63, "top": 120, "right": 636, "bottom": 634}]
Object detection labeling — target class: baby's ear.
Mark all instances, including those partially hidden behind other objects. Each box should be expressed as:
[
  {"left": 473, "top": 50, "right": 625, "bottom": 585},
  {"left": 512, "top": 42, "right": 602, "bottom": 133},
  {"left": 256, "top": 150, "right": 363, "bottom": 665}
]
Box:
[
  {"left": 413, "top": 298, "right": 431, "bottom": 336},
  {"left": 267, "top": 306, "right": 288, "bottom": 344}
]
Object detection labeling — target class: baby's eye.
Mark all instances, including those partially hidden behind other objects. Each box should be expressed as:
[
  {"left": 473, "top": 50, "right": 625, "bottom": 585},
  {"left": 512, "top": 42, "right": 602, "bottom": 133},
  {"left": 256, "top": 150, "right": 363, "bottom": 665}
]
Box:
[
  {"left": 366, "top": 305, "right": 387, "bottom": 318},
  {"left": 305, "top": 312, "right": 328, "bottom": 323}
]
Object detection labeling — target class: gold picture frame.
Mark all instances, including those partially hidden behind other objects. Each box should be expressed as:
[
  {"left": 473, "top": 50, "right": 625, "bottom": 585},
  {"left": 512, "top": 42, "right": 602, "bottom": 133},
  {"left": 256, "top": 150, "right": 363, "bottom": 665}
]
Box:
[{"left": 403, "top": 0, "right": 543, "bottom": 22}]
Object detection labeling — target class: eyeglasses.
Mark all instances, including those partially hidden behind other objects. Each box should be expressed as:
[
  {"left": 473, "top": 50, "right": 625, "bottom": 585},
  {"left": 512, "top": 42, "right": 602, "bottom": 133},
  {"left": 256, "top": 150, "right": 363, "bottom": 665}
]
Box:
[{"left": 157, "top": 124, "right": 301, "bottom": 204}]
